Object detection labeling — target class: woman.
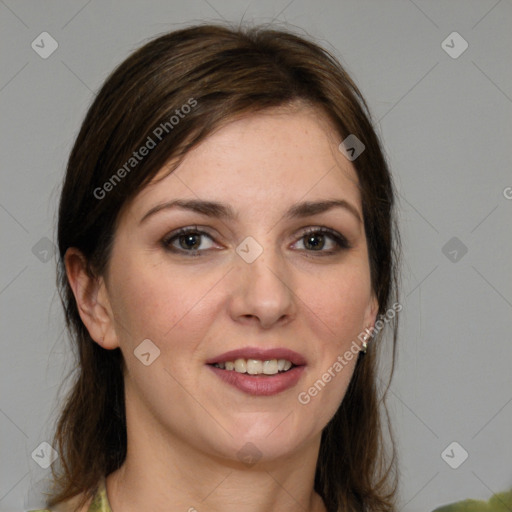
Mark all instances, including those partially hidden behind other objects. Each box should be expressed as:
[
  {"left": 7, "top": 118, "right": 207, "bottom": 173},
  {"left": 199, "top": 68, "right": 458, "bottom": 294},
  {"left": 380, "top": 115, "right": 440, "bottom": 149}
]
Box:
[{"left": 32, "top": 23, "right": 400, "bottom": 512}]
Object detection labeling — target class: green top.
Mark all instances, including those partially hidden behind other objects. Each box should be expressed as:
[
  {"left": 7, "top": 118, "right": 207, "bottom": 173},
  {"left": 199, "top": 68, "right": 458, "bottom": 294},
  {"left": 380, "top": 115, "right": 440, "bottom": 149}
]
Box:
[
  {"left": 28, "top": 478, "right": 112, "bottom": 512},
  {"left": 29, "top": 483, "right": 512, "bottom": 511}
]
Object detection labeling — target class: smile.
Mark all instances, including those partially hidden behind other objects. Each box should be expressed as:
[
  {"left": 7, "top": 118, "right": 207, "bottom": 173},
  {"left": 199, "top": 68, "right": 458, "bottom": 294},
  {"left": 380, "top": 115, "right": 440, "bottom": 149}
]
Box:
[
  {"left": 211, "top": 358, "right": 294, "bottom": 375},
  {"left": 206, "top": 347, "right": 307, "bottom": 395}
]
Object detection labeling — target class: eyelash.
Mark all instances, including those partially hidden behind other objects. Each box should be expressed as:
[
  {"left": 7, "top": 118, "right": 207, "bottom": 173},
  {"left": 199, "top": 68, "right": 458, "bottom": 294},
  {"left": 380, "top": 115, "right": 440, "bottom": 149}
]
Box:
[
  {"left": 162, "top": 225, "right": 351, "bottom": 257},
  {"left": 299, "top": 227, "right": 352, "bottom": 255}
]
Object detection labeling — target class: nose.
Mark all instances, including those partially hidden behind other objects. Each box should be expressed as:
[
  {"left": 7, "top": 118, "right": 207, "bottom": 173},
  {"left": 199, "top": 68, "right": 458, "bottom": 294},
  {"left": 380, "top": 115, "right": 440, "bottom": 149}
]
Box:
[{"left": 228, "top": 245, "right": 296, "bottom": 329}]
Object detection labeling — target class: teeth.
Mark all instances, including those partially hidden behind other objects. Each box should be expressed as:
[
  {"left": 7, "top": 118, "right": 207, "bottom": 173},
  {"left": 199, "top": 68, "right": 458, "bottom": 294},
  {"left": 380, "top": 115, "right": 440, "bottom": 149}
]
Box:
[
  {"left": 234, "top": 359, "right": 246, "bottom": 373},
  {"left": 246, "top": 359, "right": 262, "bottom": 375},
  {"left": 263, "top": 360, "right": 278, "bottom": 375},
  {"left": 213, "top": 358, "right": 295, "bottom": 375}
]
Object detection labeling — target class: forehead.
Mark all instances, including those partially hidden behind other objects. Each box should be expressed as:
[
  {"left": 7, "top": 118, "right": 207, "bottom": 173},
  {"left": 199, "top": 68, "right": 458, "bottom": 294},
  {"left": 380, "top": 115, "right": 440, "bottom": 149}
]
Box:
[{"left": 130, "top": 107, "right": 362, "bottom": 218}]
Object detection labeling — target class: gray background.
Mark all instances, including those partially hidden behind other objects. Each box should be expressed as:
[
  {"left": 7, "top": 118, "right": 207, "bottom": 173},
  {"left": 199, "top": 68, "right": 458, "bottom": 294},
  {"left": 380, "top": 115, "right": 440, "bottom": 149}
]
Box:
[{"left": 1, "top": 1, "right": 511, "bottom": 511}]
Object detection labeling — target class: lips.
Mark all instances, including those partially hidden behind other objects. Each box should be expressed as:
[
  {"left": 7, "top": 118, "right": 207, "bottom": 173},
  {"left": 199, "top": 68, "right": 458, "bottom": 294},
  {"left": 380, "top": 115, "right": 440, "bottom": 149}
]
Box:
[
  {"left": 205, "top": 347, "right": 307, "bottom": 366},
  {"left": 206, "top": 347, "right": 307, "bottom": 396}
]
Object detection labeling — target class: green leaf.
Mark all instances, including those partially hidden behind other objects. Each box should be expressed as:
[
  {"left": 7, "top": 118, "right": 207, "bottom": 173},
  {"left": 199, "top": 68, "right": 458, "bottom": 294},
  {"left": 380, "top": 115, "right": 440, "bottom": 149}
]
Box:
[{"left": 431, "top": 489, "right": 512, "bottom": 512}]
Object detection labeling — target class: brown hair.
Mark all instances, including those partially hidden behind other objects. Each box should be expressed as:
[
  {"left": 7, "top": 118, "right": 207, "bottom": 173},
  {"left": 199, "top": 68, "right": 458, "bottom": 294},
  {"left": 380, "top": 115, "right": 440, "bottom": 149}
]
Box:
[{"left": 52, "top": 22, "right": 400, "bottom": 512}]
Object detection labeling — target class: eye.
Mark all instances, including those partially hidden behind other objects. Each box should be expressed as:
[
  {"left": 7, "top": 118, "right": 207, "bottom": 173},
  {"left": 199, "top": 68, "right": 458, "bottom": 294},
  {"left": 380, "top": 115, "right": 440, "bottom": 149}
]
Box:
[
  {"left": 292, "top": 227, "right": 351, "bottom": 254},
  {"left": 162, "top": 226, "right": 217, "bottom": 255}
]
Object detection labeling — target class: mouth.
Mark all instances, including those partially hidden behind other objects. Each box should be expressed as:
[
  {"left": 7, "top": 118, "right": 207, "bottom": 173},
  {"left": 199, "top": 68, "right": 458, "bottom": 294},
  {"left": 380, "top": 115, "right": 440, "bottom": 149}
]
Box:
[
  {"left": 209, "top": 358, "right": 297, "bottom": 375},
  {"left": 206, "top": 347, "right": 306, "bottom": 396}
]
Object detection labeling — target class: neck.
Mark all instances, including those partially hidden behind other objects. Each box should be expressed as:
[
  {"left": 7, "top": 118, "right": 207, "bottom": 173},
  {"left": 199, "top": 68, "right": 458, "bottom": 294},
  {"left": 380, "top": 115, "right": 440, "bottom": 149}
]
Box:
[{"left": 106, "top": 400, "right": 327, "bottom": 512}]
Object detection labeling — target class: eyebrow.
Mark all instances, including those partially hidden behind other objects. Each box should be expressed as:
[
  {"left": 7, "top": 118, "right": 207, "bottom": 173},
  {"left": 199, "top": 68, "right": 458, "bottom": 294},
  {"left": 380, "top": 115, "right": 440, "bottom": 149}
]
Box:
[
  {"left": 139, "top": 198, "right": 362, "bottom": 224},
  {"left": 285, "top": 199, "right": 362, "bottom": 224}
]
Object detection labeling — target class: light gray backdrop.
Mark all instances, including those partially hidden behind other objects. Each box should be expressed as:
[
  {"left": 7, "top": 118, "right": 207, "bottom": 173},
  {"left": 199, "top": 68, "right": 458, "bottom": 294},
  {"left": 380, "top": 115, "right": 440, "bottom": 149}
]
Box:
[{"left": 1, "top": 1, "right": 511, "bottom": 511}]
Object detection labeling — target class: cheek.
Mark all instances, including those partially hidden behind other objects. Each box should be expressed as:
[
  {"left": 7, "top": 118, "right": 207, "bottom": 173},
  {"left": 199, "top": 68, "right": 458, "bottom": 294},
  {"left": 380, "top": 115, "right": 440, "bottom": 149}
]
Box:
[
  {"left": 294, "top": 262, "right": 369, "bottom": 414},
  {"left": 297, "top": 260, "right": 372, "bottom": 344},
  {"left": 108, "top": 257, "right": 220, "bottom": 348}
]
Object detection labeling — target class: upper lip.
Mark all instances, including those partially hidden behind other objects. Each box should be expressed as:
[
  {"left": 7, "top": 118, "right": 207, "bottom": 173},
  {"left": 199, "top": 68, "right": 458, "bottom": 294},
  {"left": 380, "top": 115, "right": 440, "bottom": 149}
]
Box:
[{"left": 206, "top": 347, "right": 307, "bottom": 366}]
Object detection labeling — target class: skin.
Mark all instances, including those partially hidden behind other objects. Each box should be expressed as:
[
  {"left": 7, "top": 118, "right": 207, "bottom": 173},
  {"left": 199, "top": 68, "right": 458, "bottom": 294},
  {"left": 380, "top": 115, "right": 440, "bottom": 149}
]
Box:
[{"left": 66, "top": 105, "right": 378, "bottom": 512}]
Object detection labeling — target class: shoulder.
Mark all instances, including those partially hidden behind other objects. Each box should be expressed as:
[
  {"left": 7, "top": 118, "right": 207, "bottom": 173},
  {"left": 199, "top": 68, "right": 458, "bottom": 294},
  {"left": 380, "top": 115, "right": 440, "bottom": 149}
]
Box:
[
  {"left": 27, "top": 477, "right": 110, "bottom": 512},
  {"left": 27, "top": 492, "right": 93, "bottom": 512}
]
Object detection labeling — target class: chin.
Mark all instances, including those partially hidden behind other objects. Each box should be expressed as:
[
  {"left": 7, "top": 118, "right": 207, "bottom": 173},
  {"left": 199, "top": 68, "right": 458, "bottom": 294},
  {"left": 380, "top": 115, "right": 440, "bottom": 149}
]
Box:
[{"left": 224, "top": 421, "right": 313, "bottom": 462}]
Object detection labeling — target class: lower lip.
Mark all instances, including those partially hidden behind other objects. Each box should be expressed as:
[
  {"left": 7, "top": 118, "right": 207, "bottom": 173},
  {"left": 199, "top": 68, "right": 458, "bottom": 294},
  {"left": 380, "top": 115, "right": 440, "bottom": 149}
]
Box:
[{"left": 207, "top": 365, "right": 305, "bottom": 396}]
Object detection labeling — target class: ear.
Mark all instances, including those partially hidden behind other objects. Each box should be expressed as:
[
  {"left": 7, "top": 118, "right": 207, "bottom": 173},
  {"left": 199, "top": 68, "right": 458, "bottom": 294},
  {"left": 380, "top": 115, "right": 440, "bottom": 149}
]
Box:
[
  {"left": 364, "top": 293, "right": 379, "bottom": 333},
  {"left": 64, "top": 248, "right": 119, "bottom": 350}
]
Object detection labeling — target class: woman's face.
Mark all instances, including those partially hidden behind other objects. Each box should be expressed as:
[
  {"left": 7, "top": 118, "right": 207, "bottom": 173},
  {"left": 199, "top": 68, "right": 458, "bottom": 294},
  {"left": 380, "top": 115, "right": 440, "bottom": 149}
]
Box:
[{"left": 98, "top": 107, "right": 377, "bottom": 463}]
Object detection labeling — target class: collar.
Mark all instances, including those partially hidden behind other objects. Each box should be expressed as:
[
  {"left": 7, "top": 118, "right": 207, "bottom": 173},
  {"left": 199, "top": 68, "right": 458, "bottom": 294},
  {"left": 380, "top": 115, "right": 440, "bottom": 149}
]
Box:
[{"left": 87, "top": 477, "right": 112, "bottom": 512}]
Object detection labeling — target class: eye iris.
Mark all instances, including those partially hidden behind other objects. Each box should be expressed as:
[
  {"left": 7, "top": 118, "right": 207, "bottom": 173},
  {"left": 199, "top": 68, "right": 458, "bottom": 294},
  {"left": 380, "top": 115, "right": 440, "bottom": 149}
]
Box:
[
  {"left": 179, "top": 233, "right": 201, "bottom": 250},
  {"left": 304, "top": 233, "right": 324, "bottom": 250}
]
